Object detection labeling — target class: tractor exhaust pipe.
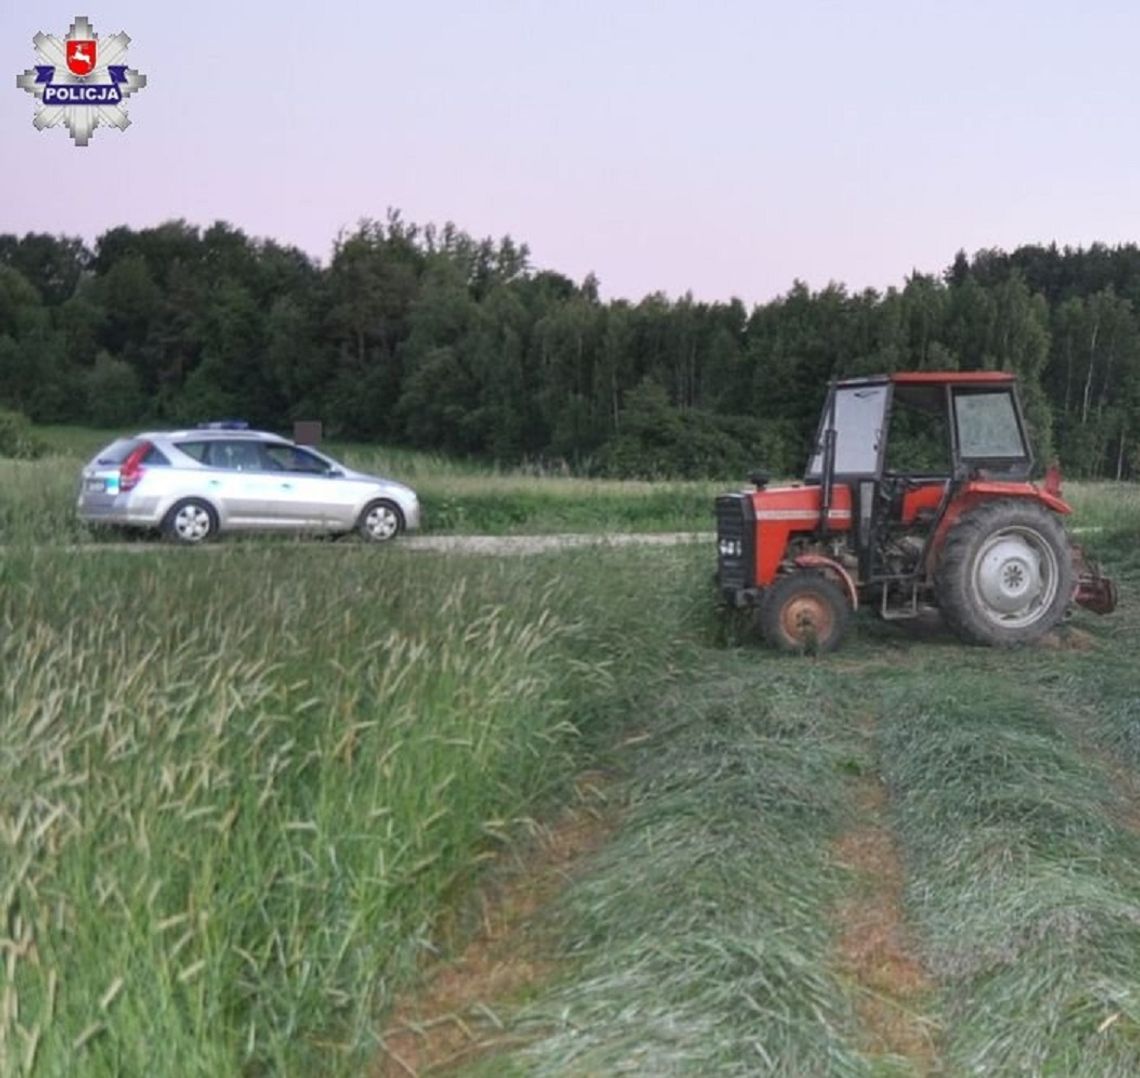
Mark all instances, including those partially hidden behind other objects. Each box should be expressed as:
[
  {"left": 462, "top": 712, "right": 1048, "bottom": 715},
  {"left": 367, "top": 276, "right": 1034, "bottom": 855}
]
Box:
[
  {"left": 819, "top": 389, "right": 838, "bottom": 535},
  {"left": 820, "top": 428, "right": 837, "bottom": 534}
]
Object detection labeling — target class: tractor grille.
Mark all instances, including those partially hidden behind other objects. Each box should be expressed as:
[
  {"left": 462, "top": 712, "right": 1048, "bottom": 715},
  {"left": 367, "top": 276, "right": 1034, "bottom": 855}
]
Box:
[{"left": 715, "top": 494, "right": 755, "bottom": 594}]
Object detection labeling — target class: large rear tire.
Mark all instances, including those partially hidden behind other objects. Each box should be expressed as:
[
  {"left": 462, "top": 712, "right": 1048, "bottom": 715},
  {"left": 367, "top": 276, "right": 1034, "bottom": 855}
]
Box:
[
  {"left": 935, "top": 499, "right": 1072, "bottom": 646},
  {"left": 759, "top": 572, "right": 850, "bottom": 654}
]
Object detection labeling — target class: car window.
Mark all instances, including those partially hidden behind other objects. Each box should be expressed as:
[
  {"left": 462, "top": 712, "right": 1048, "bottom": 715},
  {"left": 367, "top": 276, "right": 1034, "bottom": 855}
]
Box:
[
  {"left": 262, "top": 444, "right": 331, "bottom": 473},
  {"left": 203, "top": 440, "right": 266, "bottom": 471},
  {"left": 94, "top": 437, "right": 145, "bottom": 465},
  {"left": 174, "top": 440, "right": 210, "bottom": 463},
  {"left": 143, "top": 445, "right": 171, "bottom": 466}
]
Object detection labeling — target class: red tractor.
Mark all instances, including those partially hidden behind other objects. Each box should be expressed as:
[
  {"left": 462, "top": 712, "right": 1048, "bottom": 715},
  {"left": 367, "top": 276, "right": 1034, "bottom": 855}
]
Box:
[{"left": 715, "top": 372, "right": 1117, "bottom": 651}]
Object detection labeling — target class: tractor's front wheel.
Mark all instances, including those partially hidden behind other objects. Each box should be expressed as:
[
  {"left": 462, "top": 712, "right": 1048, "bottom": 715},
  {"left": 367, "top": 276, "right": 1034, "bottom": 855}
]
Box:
[
  {"left": 935, "top": 499, "right": 1073, "bottom": 646},
  {"left": 759, "top": 572, "right": 850, "bottom": 654}
]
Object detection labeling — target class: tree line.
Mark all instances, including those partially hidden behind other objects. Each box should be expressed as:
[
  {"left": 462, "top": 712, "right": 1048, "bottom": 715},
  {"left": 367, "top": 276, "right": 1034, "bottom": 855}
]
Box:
[{"left": 2, "top": 213, "right": 1140, "bottom": 478}]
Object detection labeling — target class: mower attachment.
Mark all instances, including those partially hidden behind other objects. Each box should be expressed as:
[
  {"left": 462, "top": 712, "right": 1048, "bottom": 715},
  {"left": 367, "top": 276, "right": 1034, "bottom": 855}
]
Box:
[{"left": 1072, "top": 546, "right": 1118, "bottom": 615}]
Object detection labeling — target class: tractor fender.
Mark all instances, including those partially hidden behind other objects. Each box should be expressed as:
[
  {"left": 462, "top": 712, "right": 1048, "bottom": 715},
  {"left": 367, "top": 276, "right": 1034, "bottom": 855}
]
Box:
[
  {"left": 929, "top": 482, "right": 1072, "bottom": 569},
  {"left": 793, "top": 554, "right": 859, "bottom": 611},
  {"left": 956, "top": 481, "right": 1071, "bottom": 516}
]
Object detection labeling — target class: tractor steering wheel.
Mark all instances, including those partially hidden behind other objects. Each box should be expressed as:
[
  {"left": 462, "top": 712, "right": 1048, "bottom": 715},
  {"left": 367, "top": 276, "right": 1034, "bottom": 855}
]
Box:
[{"left": 881, "top": 470, "right": 924, "bottom": 490}]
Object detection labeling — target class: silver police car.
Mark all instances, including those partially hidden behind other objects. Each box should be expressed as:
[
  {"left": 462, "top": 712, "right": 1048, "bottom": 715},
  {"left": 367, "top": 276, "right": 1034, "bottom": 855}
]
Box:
[{"left": 77, "top": 423, "right": 421, "bottom": 543}]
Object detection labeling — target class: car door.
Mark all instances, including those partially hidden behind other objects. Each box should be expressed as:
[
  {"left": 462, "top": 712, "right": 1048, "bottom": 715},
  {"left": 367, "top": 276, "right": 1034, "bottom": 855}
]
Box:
[
  {"left": 200, "top": 440, "right": 284, "bottom": 526},
  {"left": 259, "top": 443, "right": 358, "bottom": 529}
]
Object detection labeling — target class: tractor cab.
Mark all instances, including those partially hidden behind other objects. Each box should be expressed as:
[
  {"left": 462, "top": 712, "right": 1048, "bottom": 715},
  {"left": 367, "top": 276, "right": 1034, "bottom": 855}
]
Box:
[
  {"left": 808, "top": 373, "right": 1032, "bottom": 485},
  {"left": 805, "top": 373, "right": 1033, "bottom": 587},
  {"left": 715, "top": 371, "right": 1116, "bottom": 652}
]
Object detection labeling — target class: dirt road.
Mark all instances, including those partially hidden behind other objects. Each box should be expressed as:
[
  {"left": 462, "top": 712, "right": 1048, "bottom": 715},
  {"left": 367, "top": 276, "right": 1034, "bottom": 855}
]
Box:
[{"left": 40, "top": 532, "right": 713, "bottom": 555}]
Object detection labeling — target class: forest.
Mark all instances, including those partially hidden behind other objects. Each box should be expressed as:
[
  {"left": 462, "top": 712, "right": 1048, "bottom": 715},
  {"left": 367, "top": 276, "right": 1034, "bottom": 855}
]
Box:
[{"left": 2, "top": 212, "right": 1140, "bottom": 479}]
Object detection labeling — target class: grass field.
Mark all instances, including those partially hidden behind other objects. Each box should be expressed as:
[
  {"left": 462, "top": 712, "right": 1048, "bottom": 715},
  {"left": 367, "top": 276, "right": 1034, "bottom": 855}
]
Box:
[
  {"left": 0, "top": 426, "right": 723, "bottom": 544},
  {"left": 377, "top": 492, "right": 1140, "bottom": 1076},
  {"left": 4, "top": 430, "right": 1140, "bottom": 1075},
  {"left": 11, "top": 423, "right": 1140, "bottom": 545},
  {"left": 0, "top": 543, "right": 711, "bottom": 1075}
]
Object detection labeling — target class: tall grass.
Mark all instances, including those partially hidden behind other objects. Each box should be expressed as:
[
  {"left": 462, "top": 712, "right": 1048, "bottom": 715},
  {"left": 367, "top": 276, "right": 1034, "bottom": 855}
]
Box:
[
  {"left": 0, "top": 458, "right": 89, "bottom": 544},
  {"left": 0, "top": 544, "right": 705, "bottom": 1075},
  {"left": 1063, "top": 481, "right": 1140, "bottom": 543},
  {"left": 17, "top": 424, "right": 1140, "bottom": 543}
]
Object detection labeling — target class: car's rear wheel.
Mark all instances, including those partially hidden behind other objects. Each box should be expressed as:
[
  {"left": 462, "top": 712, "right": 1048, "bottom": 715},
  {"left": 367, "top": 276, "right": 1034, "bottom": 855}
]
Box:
[
  {"left": 162, "top": 499, "right": 218, "bottom": 545},
  {"left": 357, "top": 499, "right": 404, "bottom": 542}
]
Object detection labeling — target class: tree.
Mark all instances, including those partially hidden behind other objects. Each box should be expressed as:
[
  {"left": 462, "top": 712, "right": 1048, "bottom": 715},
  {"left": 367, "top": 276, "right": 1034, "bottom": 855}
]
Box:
[
  {"left": 7, "top": 218, "right": 1140, "bottom": 479},
  {"left": 84, "top": 352, "right": 145, "bottom": 427},
  {"left": 0, "top": 232, "right": 90, "bottom": 304}
]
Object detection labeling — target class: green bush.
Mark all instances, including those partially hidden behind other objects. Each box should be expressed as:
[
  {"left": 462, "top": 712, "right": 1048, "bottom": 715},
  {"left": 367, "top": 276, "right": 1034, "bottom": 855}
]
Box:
[
  {"left": 593, "top": 379, "right": 799, "bottom": 480},
  {"left": 0, "top": 406, "right": 47, "bottom": 459},
  {"left": 84, "top": 351, "right": 146, "bottom": 427}
]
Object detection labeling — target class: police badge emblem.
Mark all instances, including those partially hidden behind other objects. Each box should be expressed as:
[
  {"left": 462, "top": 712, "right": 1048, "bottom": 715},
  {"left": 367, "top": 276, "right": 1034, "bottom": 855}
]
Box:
[
  {"left": 16, "top": 16, "right": 147, "bottom": 147},
  {"left": 66, "top": 40, "right": 98, "bottom": 77}
]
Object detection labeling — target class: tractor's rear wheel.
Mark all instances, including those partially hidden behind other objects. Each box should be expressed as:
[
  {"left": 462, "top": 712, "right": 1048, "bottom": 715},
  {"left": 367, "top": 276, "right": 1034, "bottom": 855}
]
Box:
[
  {"left": 759, "top": 572, "right": 850, "bottom": 654},
  {"left": 935, "top": 499, "right": 1072, "bottom": 647}
]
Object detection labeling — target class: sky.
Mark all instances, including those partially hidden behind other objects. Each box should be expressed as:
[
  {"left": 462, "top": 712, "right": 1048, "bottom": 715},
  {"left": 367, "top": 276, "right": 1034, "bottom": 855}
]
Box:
[{"left": 3, "top": 1, "right": 1140, "bottom": 305}]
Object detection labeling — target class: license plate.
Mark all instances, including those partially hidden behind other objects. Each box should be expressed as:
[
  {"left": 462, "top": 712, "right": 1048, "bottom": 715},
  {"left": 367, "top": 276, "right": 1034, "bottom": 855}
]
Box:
[{"left": 85, "top": 477, "right": 106, "bottom": 492}]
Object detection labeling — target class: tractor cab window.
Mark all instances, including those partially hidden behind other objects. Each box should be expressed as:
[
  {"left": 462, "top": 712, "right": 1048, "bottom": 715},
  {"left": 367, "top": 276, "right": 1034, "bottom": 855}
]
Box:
[
  {"left": 807, "top": 384, "right": 887, "bottom": 478},
  {"left": 953, "top": 389, "right": 1028, "bottom": 461},
  {"left": 885, "top": 385, "right": 950, "bottom": 475}
]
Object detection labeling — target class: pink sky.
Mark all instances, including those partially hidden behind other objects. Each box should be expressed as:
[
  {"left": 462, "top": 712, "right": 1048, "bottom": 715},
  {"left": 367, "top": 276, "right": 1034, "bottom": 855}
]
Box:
[{"left": 4, "top": 2, "right": 1140, "bottom": 304}]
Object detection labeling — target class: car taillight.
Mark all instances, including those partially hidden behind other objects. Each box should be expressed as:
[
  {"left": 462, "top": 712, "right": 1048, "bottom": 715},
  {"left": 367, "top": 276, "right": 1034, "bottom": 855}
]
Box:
[{"left": 120, "top": 442, "right": 151, "bottom": 492}]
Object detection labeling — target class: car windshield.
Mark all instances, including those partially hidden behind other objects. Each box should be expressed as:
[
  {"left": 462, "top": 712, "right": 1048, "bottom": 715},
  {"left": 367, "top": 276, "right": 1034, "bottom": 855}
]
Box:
[
  {"left": 300, "top": 447, "right": 347, "bottom": 472},
  {"left": 807, "top": 384, "right": 888, "bottom": 476}
]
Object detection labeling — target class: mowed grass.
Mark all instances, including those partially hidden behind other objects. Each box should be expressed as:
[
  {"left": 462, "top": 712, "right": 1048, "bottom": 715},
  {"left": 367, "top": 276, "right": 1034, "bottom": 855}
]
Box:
[
  {"left": 0, "top": 543, "right": 708, "bottom": 1075},
  {"left": 478, "top": 664, "right": 875, "bottom": 1076},
  {"left": 468, "top": 486, "right": 1140, "bottom": 1076},
  {"left": 1, "top": 426, "right": 724, "bottom": 544}
]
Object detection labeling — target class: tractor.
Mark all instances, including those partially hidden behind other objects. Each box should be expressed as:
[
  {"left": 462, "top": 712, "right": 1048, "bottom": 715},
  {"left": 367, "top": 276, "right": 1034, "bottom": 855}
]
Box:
[{"left": 715, "top": 372, "right": 1117, "bottom": 651}]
